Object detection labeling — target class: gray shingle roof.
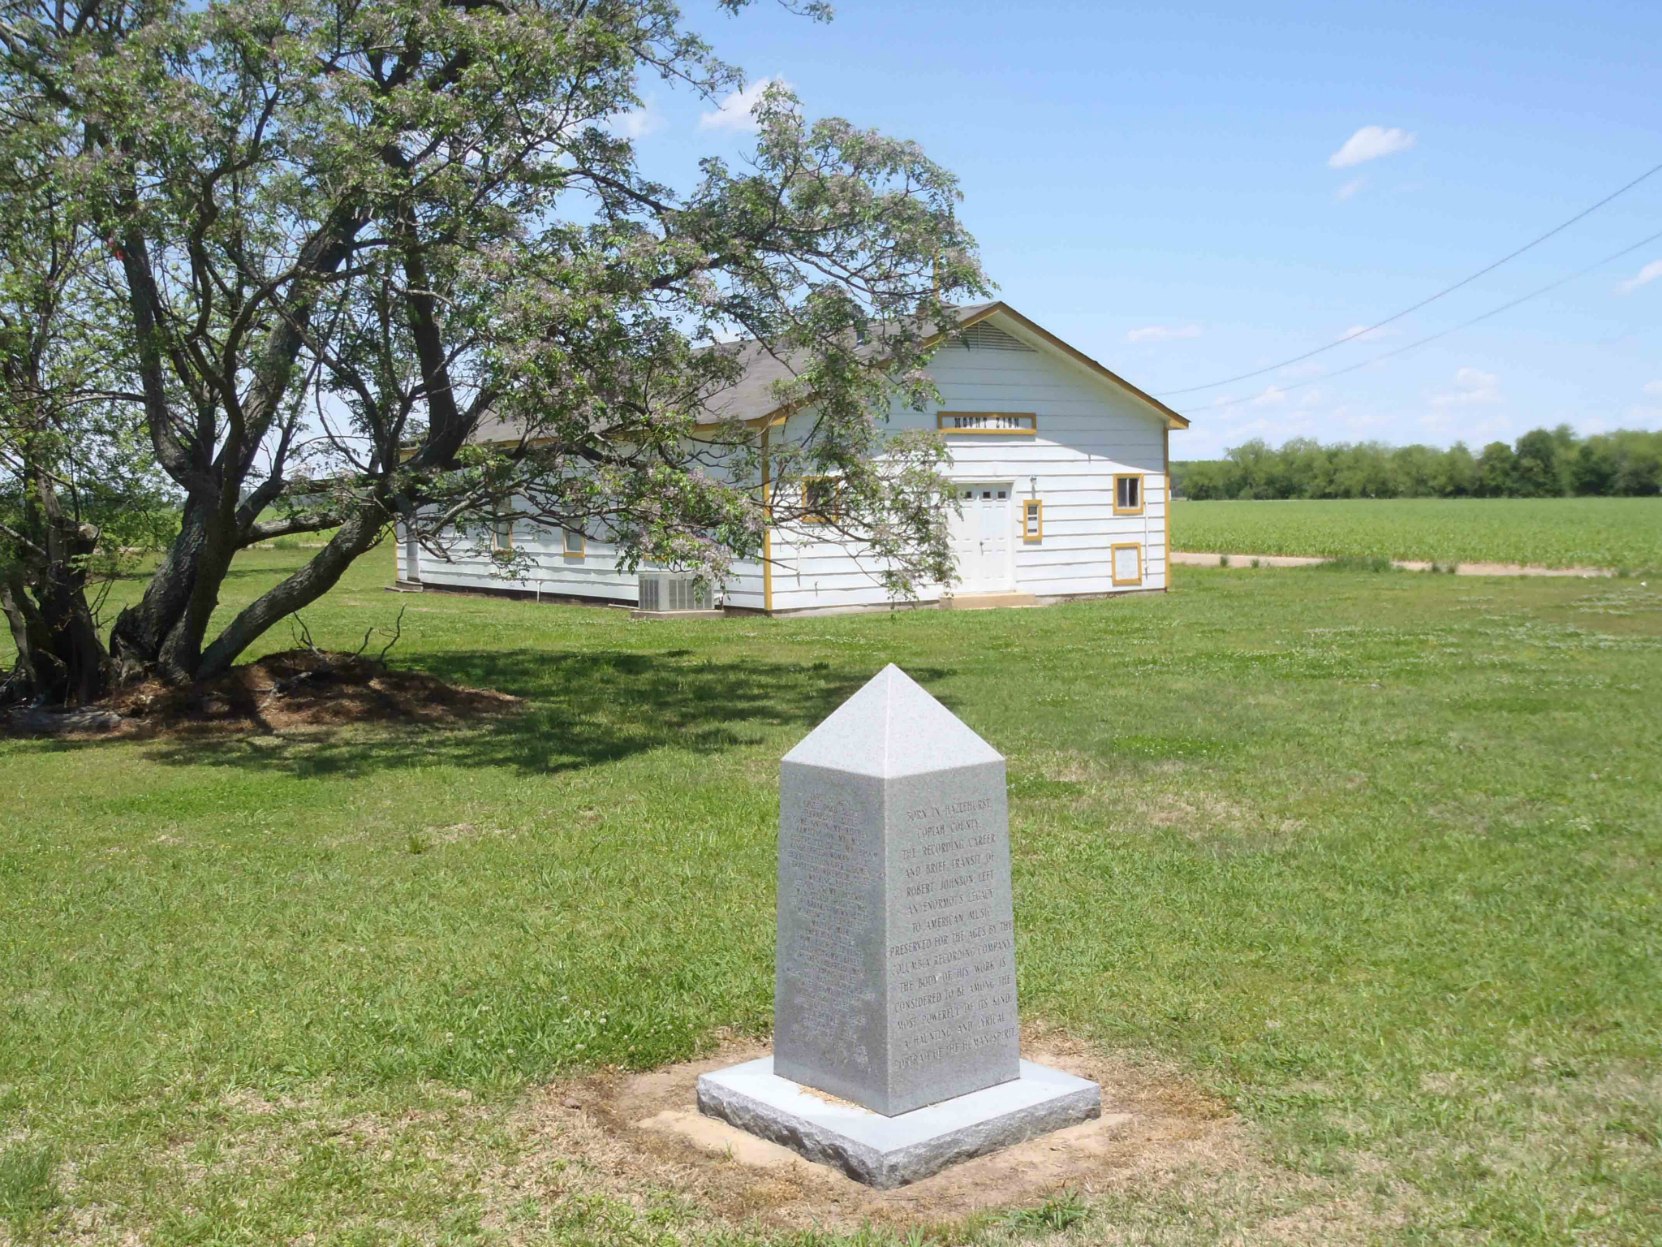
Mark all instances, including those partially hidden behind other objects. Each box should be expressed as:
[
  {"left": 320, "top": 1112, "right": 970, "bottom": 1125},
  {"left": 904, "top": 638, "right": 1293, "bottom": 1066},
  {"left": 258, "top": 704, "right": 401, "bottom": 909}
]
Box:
[
  {"left": 468, "top": 301, "right": 1188, "bottom": 443},
  {"left": 693, "top": 302, "right": 1000, "bottom": 426}
]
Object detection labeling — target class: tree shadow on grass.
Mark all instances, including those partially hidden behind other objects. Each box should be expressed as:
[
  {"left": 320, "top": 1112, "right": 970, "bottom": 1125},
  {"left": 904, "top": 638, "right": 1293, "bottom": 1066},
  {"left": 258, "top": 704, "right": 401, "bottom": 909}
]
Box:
[{"left": 133, "top": 649, "right": 956, "bottom": 779}]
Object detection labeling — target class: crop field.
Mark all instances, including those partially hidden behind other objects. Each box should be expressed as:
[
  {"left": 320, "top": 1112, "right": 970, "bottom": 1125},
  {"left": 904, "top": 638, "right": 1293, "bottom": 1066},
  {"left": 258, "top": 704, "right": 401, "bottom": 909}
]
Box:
[
  {"left": 1171, "top": 496, "right": 1662, "bottom": 571},
  {"left": 2, "top": 551, "right": 1661, "bottom": 1244}
]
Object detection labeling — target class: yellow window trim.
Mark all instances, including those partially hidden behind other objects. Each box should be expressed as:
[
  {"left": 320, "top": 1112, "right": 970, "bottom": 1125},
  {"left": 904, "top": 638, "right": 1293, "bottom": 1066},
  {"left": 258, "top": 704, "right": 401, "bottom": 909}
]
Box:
[
  {"left": 936, "top": 411, "right": 1038, "bottom": 435},
  {"left": 1111, "top": 542, "right": 1143, "bottom": 586},
  {"left": 562, "top": 527, "right": 586, "bottom": 560},
  {"left": 800, "top": 475, "right": 842, "bottom": 524},
  {"left": 1113, "top": 473, "right": 1146, "bottom": 516},
  {"left": 1021, "top": 498, "right": 1043, "bottom": 543}
]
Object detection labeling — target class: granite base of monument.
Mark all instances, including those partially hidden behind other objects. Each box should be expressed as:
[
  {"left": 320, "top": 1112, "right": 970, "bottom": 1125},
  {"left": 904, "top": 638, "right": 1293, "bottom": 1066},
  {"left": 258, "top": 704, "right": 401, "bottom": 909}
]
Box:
[{"left": 696, "top": 1056, "right": 1100, "bottom": 1189}]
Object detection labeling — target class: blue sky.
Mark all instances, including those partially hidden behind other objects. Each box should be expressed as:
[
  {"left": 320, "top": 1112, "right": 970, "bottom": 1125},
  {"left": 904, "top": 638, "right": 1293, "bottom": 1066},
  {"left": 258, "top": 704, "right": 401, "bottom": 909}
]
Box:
[{"left": 625, "top": 0, "right": 1662, "bottom": 457}]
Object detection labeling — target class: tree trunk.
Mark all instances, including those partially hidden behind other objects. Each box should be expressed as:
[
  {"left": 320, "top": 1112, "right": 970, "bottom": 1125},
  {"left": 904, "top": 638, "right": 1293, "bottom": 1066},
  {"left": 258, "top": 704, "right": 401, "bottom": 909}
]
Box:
[
  {"left": 196, "top": 503, "right": 389, "bottom": 680},
  {"left": 33, "top": 537, "right": 108, "bottom": 706},
  {"left": 2, "top": 459, "right": 112, "bottom": 707},
  {"left": 0, "top": 570, "right": 55, "bottom": 705},
  {"left": 0, "top": 559, "right": 108, "bottom": 707},
  {"left": 108, "top": 493, "right": 216, "bottom": 679},
  {"left": 154, "top": 491, "right": 244, "bottom": 683},
  {"left": 109, "top": 487, "right": 386, "bottom": 687}
]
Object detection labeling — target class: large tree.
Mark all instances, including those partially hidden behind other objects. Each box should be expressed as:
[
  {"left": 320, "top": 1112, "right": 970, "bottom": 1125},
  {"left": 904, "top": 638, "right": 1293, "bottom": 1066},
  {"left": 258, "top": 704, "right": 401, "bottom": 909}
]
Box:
[
  {"left": 0, "top": 74, "right": 174, "bottom": 704},
  {"left": 0, "top": 0, "right": 982, "bottom": 698}
]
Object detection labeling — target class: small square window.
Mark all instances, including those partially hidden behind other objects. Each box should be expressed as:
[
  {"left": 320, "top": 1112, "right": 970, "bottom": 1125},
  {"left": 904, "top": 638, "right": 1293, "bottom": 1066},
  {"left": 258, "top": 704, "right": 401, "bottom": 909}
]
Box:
[
  {"left": 802, "top": 477, "right": 843, "bottom": 523},
  {"left": 491, "top": 511, "right": 514, "bottom": 556},
  {"left": 562, "top": 527, "right": 585, "bottom": 558},
  {"left": 1114, "top": 475, "right": 1144, "bottom": 515}
]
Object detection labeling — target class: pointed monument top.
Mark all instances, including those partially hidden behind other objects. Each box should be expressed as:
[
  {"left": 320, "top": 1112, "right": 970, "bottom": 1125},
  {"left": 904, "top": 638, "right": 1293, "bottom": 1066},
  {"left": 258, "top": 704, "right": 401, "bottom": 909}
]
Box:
[{"left": 782, "top": 664, "right": 1004, "bottom": 778}]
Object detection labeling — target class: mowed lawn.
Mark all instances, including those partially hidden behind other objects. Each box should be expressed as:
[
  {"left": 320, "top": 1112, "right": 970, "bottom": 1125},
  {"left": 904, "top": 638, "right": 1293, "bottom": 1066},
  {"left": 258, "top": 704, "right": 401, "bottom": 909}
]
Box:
[
  {"left": 1171, "top": 496, "right": 1662, "bottom": 572},
  {"left": 2, "top": 552, "right": 1660, "bottom": 1245}
]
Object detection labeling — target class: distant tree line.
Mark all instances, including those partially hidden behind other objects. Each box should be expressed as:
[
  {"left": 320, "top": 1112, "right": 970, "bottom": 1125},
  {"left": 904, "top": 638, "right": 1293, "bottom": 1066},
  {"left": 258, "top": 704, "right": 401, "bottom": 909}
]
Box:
[{"left": 1174, "top": 427, "right": 1662, "bottom": 501}]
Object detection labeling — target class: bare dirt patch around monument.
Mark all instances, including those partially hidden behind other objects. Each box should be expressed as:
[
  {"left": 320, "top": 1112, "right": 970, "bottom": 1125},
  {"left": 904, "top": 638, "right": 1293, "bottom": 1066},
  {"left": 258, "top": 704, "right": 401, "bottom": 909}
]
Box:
[
  {"left": 518, "top": 1027, "right": 1318, "bottom": 1239},
  {"left": 1, "top": 649, "right": 521, "bottom": 739}
]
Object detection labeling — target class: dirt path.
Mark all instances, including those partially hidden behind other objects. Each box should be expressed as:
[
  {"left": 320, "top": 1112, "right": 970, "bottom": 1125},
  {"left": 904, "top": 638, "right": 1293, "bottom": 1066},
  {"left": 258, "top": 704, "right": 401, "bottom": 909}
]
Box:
[{"left": 1171, "top": 551, "right": 1616, "bottom": 578}]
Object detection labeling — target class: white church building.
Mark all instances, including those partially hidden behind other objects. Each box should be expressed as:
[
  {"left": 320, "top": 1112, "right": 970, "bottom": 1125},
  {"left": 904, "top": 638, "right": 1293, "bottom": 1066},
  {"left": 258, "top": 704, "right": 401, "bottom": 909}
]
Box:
[{"left": 394, "top": 302, "right": 1189, "bottom": 614}]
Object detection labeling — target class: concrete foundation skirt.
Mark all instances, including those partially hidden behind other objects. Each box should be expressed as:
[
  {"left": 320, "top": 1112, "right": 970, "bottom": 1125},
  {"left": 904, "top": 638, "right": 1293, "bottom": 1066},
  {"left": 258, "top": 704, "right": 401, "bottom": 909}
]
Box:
[{"left": 696, "top": 1055, "right": 1101, "bottom": 1189}]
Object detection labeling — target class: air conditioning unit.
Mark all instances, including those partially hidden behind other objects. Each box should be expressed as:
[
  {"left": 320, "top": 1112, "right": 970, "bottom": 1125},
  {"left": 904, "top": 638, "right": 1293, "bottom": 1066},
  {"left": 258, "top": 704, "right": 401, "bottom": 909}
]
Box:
[{"left": 637, "top": 571, "right": 715, "bottom": 614}]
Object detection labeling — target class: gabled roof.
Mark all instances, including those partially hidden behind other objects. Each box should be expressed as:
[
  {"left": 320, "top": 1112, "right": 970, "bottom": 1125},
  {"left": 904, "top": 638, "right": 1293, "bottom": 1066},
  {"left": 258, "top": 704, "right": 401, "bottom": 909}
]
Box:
[
  {"left": 470, "top": 301, "right": 1188, "bottom": 444},
  {"left": 694, "top": 301, "right": 997, "bottom": 426},
  {"left": 952, "top": 302, "right": 1191, "bottom": 430},
  {"left": 698, "top": 301, "right": 1188, "bottom": 430}
]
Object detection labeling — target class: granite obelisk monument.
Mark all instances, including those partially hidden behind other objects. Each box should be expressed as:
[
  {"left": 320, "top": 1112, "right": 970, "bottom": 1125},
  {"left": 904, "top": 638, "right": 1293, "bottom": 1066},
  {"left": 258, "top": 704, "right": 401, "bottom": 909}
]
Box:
[{"left": 697, "top": 665, "right": 1100, "bottom": 1187}]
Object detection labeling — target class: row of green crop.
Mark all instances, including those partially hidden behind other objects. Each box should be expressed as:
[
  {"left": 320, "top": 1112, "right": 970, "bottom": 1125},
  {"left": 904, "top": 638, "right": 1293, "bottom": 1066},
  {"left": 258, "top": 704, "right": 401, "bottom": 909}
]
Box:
[{"left": 1170, "top": 496, "right": 1662, "bottom": 571}]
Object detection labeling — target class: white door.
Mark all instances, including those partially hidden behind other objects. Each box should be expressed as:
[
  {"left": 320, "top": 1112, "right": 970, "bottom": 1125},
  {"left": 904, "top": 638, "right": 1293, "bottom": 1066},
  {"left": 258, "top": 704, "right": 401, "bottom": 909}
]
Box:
[{"left": 949, "top": 484, "right": 1014, "bottom": 593}]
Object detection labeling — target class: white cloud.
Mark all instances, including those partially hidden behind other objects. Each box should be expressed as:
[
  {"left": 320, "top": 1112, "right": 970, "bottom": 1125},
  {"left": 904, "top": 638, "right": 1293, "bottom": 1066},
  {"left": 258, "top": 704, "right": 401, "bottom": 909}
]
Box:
[
  {"left": 1206, "top": 385, "right": 1330, "bottom": 422},
  {"left": 1126, "top": 323, "right": 1202, "bottom": 343},
  {"left": 1335, "top": 176, "right": 1367, "bottom": 202},
  {"left": 699, "top": 76, "right": 790, "bottom": 134},
  {"left": 1328, "top": 125, "right": 1417, "bottom": 169},
  {"left": 1430, "top": 366, "right": 1501, "bottom": 408},
  {"left": 607, "top": 98, "right": 662, "bottom": 140},
  {"left": 1643, "top": 380, "right": 1662, "bottom": 397},
  {"left": 1617, "top": 259, "right": 1662, "bottom": 294}
]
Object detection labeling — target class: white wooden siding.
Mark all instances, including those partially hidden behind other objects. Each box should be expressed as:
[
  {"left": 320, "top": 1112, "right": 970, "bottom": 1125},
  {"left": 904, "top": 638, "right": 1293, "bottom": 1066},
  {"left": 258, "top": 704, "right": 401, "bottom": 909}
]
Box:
[
  {"left": 397, "top": 516, "right": 638, "bottom": 602},
  {"left": 403, "top": 310, "right": 1175, "bottom": 612},
  {"left": 766, "top": 315, "right": 1170, "bottom": 609},
  {"left": 399, "top": 512, "right": 768, "bottom": 609}
]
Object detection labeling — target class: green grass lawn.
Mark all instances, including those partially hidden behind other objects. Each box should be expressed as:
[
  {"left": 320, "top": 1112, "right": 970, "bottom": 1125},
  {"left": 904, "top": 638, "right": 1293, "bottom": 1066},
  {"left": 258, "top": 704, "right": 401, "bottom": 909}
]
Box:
[
  {"left": 1171, "top": 496, "right": 1662, "bottom": 572},
  {"left": 2, "top": 551, "right": 1660, "bottom": 1244}
]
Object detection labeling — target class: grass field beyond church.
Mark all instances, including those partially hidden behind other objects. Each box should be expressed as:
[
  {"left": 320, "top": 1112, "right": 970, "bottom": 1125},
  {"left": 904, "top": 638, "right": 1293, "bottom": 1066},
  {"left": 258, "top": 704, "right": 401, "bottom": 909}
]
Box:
[
  {"left": 1171, "top": 496, "right": 1662, "bottom": 571},
  {"left": 1, "top": 550, "right": 1660, "bottom": 1244}
]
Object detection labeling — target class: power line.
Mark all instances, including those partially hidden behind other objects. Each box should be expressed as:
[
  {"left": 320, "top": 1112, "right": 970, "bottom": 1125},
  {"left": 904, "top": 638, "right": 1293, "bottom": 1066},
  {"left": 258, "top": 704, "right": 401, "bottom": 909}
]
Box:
[
  {"left": 1158, "top": 158, "right": 1662, "bottom": 397},
  {"left": 1184, "top": 224, "right": 1662, "bottom": 415}
]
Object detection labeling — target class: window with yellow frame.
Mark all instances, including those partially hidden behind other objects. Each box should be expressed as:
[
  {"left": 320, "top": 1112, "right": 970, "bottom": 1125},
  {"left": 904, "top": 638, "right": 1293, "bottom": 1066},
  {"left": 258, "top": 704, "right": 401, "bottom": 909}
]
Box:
[
  {"left": 1111, "top": 542, "right": 1143, "bottom": 586},
  {"left": 936, "top": 411, "right": 1037, "bottom": 435},
  {"left": 801, "top": 476, "right": 844, "bottom": 524},
  {"left": 490, "top": 509, "right": 515, "bottom": 559},
  {"left": 1021, "top": 498, "right": 1043, "bottom": 542},
  {"left": 1113, "top": 474, "right": 1145, "bottom": 515}
]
